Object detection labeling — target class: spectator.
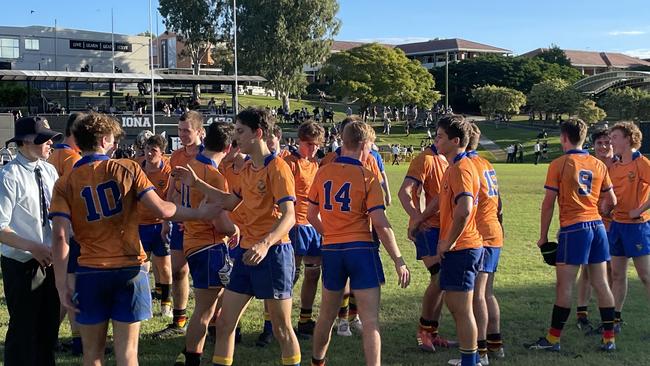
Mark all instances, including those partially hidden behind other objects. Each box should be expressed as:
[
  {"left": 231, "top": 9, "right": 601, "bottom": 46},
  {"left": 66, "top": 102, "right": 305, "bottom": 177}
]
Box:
[
  {"left": 391, "top": 144, "right": 400, "bottom": 165},
  {"left": 541, "top": 140, "right": 549, "bottom": 159},
  {"left": 383, "top": 118, "right": 391, "bottom": 135},
  {"left": 346, "top": 105, "right": 353, "bottom": 116},
  {"left": 506, "top": 144, "right": 515, "bottom": 163},
  {"left": 517, "top": 143, "right": 524, "bottom": 163},
  {"left": 534, "top": 140, "right": 541, "bottom": 165}
]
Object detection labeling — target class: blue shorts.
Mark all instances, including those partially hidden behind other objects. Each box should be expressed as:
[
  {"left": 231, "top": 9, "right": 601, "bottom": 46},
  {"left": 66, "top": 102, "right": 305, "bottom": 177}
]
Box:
[
  {"left": 321, "top": 241, "right": 385, "bottom": 291},
  {"left": 170, "top": 222, "right": 184, "bottom": 251},
  {"left": 609, "top": 221, "right": 650, "bottom": 258},
  {"left": 139, "top": 223, "right": 171, "bottom": 257},
  {"left": 414, "top": 228, "right": 440, "bottom": 260},
  {"left": 67, "top": 237, "right": 81, "bottom": 274},
  {"left": 290, "top": 224, "right": 321, "bottom": 257},
  {"left": 557, "top": 220, "right": 610, "bottom": 265},
  {"left": 227, "top": 243, "right": 294, "bottom": 300},
  {"left": 187, "top": 244, "right": 229, "bottom": 289},
  {"left": 480, "top": 247, "right": 501, "bottom": 273},
  {"left": 74, "top": 266, "right": 152, "bottom": 325},
  {"left": 440, "top": 248, "right": 483, "bottom": 292}
]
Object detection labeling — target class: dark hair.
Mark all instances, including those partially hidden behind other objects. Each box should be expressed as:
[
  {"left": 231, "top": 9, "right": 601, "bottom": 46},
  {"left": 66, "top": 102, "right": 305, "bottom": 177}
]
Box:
[
  {"left": 66, "top": 113, "right": 85, "bottom": 137},
  {"left": 146, "top": 134, "right": 168, "bottom": 152},
  {"left": 204, "top": 122, "right": 234, "bottom": 152},
  {"left": 467, "top": 123, "right": 481, "bottom": 151},
  {"left": 437, "top": 114, "right": 471, "bottom": 148},
  {"left": 271, "top": 124, "right": 282, "bottom": 139},
  {"left": 591, "top": 128, "right": 609, "bottom": 143},
  {"left": 298, "top": 120, "right": 325, "bottom": 144},
  {"left": 73, "top": 113, "right": 123, "bottom": 152},
  {"left": 236, "top": 108, "right": 274, "bottom": 138},
  {"left": 560, "top": 118, "right": 588, "bottom": 145}
]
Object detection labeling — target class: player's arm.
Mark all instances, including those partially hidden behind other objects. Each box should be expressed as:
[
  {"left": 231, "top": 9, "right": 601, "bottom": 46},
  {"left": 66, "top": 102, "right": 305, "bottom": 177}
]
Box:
[
  {"left": 51, "top": 216, "right": 76, "bottom": 312},
  {"left": 307, "top": 202, "right": 325, "bottom": 235},
  {"left": 418, "top": 195, "right": 440, "bottom": 225},
  {"left": 398, "top": 178, "right": 421, "bottom": 219},
  {"left": 139, "top": 190, "right": 222, "bottom": 222},
  {"left": 172, "top": 165, "right": 241, "bottom": 211},
  {"left": 537, "top": 189, "right": 557, "bottom": 247},
  {"left": 212, "top": 210, "right": 237, "bottom": 236},
  {"left": 243, "top": 200, "right": 296, "bottom": 266},
  {"left": 369, "top": 209, "right": 410, "bottom": 288},
  {"left": 437, "top": 195, "right": 473, "bottom": 254},
  {"left": 381, "top": 171, "right": 392, "bottom": 206}
]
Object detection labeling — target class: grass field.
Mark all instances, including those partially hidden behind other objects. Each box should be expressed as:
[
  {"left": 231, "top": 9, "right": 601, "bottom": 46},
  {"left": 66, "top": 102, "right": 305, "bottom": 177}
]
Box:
[{"left": 1, "top": 163, "right": 649, "bottom": 365}]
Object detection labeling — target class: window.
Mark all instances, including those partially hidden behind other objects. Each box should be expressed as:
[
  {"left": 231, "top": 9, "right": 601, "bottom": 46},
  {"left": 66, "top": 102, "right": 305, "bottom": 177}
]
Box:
[
  {"left": 25, "top": 39, "right": 39, "bottom": 50},
  {"left": 0, "top": 38, "right": 19, "bottom": 58}
]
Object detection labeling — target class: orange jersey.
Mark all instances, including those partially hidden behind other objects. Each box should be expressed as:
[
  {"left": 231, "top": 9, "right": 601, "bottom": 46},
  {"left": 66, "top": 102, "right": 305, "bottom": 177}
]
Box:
[
  {"left": 138, "top": 159, "right": 172, "bottom": 225},
  {"left": 278, "top": 149, "right": 291, "bottom": 159},
  {"left": 181, "top": 155, "right": 229, "bottom": 256},
  {"left": 320, "top": 148, "right": 384, "bottom": 183},
  {"left": 439, "top": 153, "right": 482, "bottom": 251},
  {"left": 169, "top": 146, "right": 201, "bottom": 195},
  {"left": 609, "top": 152, "right": 650, "bottom": 223},
  {"left": 48, "top": 143, "right": 81, "bottom": 177},
  {"left": 221, "top": 157, "right": 249, "bottom": 226},
  {"left": 233, "top": 154, "right": 295, "bottom": 249},
  {"left": 309, "top": 156, "right": 385, "bottom": 245},
  {"left": 49, "top": 154, "right": 153, "bottom": 268},
  {"left": 404, "top": 146, "right": 448, "bottom": 228},
  {"left": 544, "top": 150, "right": 613, "bottom": 227},
  {"left": 467, "top": 151, "right": 503, "bottom": 247},
  {"left": 284, "top": 151, "right": 319, "bottom": 225}
]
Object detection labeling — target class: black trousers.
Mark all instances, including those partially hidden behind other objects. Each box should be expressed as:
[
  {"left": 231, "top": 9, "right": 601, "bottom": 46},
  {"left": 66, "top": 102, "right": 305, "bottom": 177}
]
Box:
[{"left": 1, "top": 256, "right": 60, "bottom": 366}]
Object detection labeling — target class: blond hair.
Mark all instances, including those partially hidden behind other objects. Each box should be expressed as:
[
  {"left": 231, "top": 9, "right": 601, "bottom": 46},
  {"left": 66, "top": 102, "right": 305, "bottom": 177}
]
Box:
[
  {"left": 343, "top": 121, "right": 375, "bottom": 150},
  {"left": 611, "top": 121, "right": 642, "bottom": 150}
]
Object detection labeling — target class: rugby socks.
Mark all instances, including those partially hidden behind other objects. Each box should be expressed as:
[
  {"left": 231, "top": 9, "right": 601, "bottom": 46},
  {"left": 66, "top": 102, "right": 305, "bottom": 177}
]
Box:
[
  {"left": 338, "top": 294, "right": 350, "bottom": 319},
  {"left": 154, "top": 282, "right": 162, "bottom": 299},
  {"left": 282, "top": 354, "right": 301, "bottom": 366},
  {"left": 212, "top": 355, "right": 233, "bottom": 366},
  {"left": 348, "top": 294, "right": 358, "bottom": 320},
  {"left": 459, "top": 348, "right": 478, "bottom": 366},
  {"left": 182, "top": 349, "right": 201, "bottom": 366},
  {"left": 418, "top": 317, "right": 436, "bottom": 334},
  {"left": 173, "top": 308, "right": 188, "bottom": 328},
  {"left": 487, "top": 333, "right": 503, "bottom": 351},
  {"left": 614, "top": 310, "right": 622, "bottom": 325},
  {"left": 71, "top": 330, "right": 82, "bottom": 355},
  {"left": 477, "top": 339, "right": 488, "bottom": 357},
  {"left": 546, "top": 305, "right": 570, "bottom": 344},
  {"left": 311, "top": 357, "right": 326, "bottom": 366},
  {"left": 600, "top": 307, "right": 616, "bottom": 343},
  {"left": 263, "top": 311, "right": 273, "bottom": 334},
  {"left": 160, "top": 284, "right": 171, "bottom": 305},
  {"left": 299, "top": 308, "right": 313, "bottom": 324},
  {"left": 431, "top": 320, "right": 440, "bottom": 337},
  {"left": 576, "top": 305, "right": 588, "bottom": 320}
]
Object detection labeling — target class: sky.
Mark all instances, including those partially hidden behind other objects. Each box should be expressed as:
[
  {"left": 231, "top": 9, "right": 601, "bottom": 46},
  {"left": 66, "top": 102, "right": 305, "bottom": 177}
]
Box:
[{"left": 2, "top": 0, "right": 649, "bottom": 58}]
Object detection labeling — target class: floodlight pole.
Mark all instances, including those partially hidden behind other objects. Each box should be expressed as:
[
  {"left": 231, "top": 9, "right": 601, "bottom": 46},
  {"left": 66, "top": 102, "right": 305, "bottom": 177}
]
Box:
[
  {"left": 149, "top": 0, "right": 156, "bottom": 133},
  {"left": 445, "top": 51, "right": 449, "bottom": 110},
  {"left": 233, "top": 0, "right": 239, "bottom": 116},
  {"left": 111, "top": 8, "right": 115, "bottom": 73}
]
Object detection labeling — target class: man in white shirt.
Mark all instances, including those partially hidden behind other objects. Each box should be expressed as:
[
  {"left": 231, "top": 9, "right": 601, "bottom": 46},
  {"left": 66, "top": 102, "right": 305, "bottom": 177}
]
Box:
[
  {"left": 0, "top": 116, "right": 62, "bottom": 365},
  {"left": 534, "top": 140, "right": 541, "bottom": 165}
]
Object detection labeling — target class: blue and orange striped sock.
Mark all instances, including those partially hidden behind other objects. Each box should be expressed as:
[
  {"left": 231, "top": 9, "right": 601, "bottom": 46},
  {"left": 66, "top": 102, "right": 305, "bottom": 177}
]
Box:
[{"left": 459, "top": 348, "right": 478, "bottom": 366}]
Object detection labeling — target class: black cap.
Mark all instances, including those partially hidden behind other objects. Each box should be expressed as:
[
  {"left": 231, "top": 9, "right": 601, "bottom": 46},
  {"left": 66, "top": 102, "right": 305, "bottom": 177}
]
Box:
[{"left": 7, "top": 116, "right": 62, "bottom": 145}]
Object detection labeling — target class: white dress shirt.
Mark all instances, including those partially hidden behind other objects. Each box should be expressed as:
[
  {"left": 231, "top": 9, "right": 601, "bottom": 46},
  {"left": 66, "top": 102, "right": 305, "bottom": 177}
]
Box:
[{"left": 0, "top": 152, "right": 58, "bottom": 262}]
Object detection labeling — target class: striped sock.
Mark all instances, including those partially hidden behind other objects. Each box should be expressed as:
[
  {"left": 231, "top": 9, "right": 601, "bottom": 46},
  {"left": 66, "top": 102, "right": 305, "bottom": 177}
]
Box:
[
  {"left": 487, "top": 333, "right": 503, "bottom": 351},
  {"left": 477, "top": 339, "right": 488, "bottom": 356},
  {"left": 263, "top": 311, "right": 273, "bottom": 334},
  {"left": 546, "top": 328, "right": 561, "bottom": 344},
  {"left": 173, "top": 308, "right": 187, "bottom": 328},
  {"left": 600, "top": 307, "right": 615, "bottom": 343},
  {"left": 338, "top": 295, "right": 350, "bottom": 319},
  {"left": 282, "top": 354, "right": 301, "bottom": 365},
  {"left": 311, "top": 357, "right": 326, "bottom": 366},
  {"left": 212, "top": 355, "right": 233, "bottom": 366},
  {"left": 576, "top": 305, "right": 588, "bottom": 319},
  {"left": 348, "top": 294, "right": 358, "bottom": 320},
  {"left": 299, "top": 308, "right": 313, "bottom": 324},
  {"left": 460, "top": 348, "right": 478, "bottom": 366},
  {"left": 419, "top": 317, "right": 435, "bottom": 333}
]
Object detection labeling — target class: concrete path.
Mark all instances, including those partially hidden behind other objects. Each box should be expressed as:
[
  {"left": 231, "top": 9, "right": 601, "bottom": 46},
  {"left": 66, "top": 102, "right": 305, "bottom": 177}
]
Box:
[{"left": 479, "top": 135, "right": 507, "bottom": 162}]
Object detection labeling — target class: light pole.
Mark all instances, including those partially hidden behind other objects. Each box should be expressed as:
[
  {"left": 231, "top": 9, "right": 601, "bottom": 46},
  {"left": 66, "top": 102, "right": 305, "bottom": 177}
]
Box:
[
  {"left": 445, "top": 51, "right": 449, "bottom": 110},
  {"left": 149, "top": 0, "right": 156, "bottom": 132},
  {"left": 233, "top": 0, "right": 239, "bottom": 115}
]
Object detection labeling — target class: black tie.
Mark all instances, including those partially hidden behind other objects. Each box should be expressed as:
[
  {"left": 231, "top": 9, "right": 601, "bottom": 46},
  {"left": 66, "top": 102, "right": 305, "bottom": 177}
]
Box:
[{"left": 34, "top": 166, "right": 48, "bottom": 227}]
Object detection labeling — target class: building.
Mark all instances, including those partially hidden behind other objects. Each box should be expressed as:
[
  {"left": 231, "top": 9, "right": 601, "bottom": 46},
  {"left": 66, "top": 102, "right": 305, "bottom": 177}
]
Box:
[
  {"left": 521, "top": 48, "right": 650, "bottom": 75},
  {"left": 0, "top": 25, "right": 151, "bottom": 73},
  {"left": 152, "top": 31, "right": 218, "bottom": 72},
  {"left": 395, "top": 38, "right": 511, "bottom": 69}
]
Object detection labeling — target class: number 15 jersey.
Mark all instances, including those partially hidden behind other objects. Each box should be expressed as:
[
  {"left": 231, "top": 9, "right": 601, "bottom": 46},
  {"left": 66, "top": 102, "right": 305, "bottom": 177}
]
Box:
[
  {"left": 49, "top": 154, "right": 155, "bottom": 269},
  {"left": 544, "top": 150, "right": 613, "bottom": 227},
  {"left": 308, "top": 156, "right": 385, "bottom": 245}
]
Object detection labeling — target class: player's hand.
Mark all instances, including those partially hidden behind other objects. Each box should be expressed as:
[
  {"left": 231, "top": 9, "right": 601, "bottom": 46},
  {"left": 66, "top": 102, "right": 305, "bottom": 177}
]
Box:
[
  {"left": 407, "top": 225, "right": 419, "bottom": 242},
  {"left": 198, "top": 200, "right": 221, "bottom": 220},
  {"left": 536, "top": 237, "right": 548, "bottom": 248},
  {"left": 384, "top": 192, "right": 392, "bottom": 207},
  {"left": 394, "top": 257, "right": 410, "bottom": 288},
  {"left": 56, "top": 282, "right": 79, "bottom": 313},
  {"left": 172, "top": 165, "right": 199, "bottom": 187},
  {"left": 160, "top": 222, "right": 171, "bottom": 244},
  {"left": 29, "top": 242, "right": 52, "bottom": 268},
  {"left": 629, "top": 207, "right": 644, "bottom": 220},
  {"left": 227, "top": 225, "right": 240, "bottom": 249},
  {"left": 243, "top": 240, "right": 270, "bottom": 266},
  {"left": 437, "top": 239, "right": 452, "bottom": 255}
]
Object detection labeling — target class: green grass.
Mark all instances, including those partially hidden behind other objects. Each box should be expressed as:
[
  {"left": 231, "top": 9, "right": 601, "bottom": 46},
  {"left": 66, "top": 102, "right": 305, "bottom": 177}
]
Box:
[{"left": 2, "top": 164, "right": 649, "bottom": 365}]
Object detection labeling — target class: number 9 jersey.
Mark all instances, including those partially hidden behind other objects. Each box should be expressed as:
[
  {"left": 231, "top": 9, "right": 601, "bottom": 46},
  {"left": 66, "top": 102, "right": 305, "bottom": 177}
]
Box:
[
  {"left": 49, "top": 154, "right": 155, "bottom": 269},
  {"left": 308, "top": 156, "right": 385, "bottom": 245},
  {"left": 544, "top": 149, "right": 613, "bottom": 227}
]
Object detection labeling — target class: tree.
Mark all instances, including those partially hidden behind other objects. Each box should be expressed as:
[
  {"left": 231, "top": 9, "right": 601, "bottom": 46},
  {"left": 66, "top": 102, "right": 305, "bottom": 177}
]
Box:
[
  {"left": 527, "top": 78, "right": 582, "bottom": 121},
  {"left": 600, "top": 87, "right": 650, "bottom": 120},
  {"left": 236, "top": 0, "right": 340, "bottom": 111},
  {"left": 322, "top": 44, "right": 440, "bottom": 110},
  {"left": 576, "top": 99, "right": 606, "bottom": 124},
  {"left": 158, "top": 0, "right": 231, "bottom": 80},
  {"left": 534, "top": 44, "right": 572, "bottom": 67},
  {"left": 431, "top": 54, "right": 582, "bottom": 112},
  {"left": 471, "top": 85, "right": 526, "bottom": 120}
]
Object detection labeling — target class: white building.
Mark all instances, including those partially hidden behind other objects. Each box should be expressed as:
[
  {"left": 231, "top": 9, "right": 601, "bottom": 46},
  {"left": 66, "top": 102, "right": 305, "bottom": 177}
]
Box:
[{"left": 0, "top": 25, "right": 151, "bottom": 73}]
